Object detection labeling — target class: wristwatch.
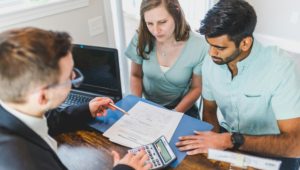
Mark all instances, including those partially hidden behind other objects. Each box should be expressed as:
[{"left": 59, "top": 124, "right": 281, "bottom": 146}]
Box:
[{"left": 231, "top": 133, "right": 244, "bottom": 150}]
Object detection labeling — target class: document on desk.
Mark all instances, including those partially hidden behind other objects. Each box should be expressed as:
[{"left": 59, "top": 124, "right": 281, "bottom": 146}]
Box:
[
  {"left": 208, "top": 149, "right": 281, "bottom": 170},
  {"left": 103, "top": 101, "right": 183, "bottom": 148}
]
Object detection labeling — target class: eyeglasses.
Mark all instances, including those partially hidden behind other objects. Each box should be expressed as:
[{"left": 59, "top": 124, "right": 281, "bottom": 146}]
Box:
[
  {"left": 46, "top": 68, "right": 84, "bottom": 89},
  {"left": 71, "top": 68, "right": 84, "bottom": 88}
]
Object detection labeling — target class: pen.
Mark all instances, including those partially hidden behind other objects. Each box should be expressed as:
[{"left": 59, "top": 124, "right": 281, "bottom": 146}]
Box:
[{"left": 109, "top": 103, "right": 129, "bottom": 115}]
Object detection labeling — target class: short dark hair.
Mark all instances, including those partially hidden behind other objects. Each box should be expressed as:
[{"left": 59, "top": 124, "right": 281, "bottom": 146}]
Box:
[
  {"left": 0, "top": 27, "right": 72, "bottom": 103},
  {"left": 199, "top": 0, "right": 257, "bottom": 47},
  {"left": 137, "top": 0, "right": 190, "bottom": 59}
]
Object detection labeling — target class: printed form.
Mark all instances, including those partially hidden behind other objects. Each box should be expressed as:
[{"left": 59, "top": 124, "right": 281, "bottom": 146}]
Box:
[
  {"left": 103, "top": 101, "right": 183, "bottom": 148},
  {"left": 208, "top": 149, "right": 281, "bottom": 170}
]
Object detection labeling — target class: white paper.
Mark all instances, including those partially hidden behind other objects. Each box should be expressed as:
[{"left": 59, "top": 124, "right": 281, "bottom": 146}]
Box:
[
  {"left": 208, "top": 149, "right": 281, "bottom": 170},
  {"left": 103, "top": 101, "right": 183, "bottom": 148},
  {"left": 244, "top": 155, "right": 282, "bottom": 170}
]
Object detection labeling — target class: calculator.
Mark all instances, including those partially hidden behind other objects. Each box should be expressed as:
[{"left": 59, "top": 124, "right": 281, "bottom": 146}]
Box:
[{"left": 128, "top": 136, "right": 176, "bottom": 169}]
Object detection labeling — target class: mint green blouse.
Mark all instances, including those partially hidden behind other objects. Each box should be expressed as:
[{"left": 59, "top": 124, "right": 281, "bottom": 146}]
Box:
[{"left": 125, "top": 32, "right": 208, "bottom": 107}]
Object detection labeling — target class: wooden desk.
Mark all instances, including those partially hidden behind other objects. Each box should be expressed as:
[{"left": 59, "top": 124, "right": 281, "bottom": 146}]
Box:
[{"left": 55, "top": 128, "right": 231, "bottom": 170}]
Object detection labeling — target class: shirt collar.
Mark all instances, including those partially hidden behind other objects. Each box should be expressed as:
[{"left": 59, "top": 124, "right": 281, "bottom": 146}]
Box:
[{"left": 237, "top": 39, "right": 261, "bottom": 69}]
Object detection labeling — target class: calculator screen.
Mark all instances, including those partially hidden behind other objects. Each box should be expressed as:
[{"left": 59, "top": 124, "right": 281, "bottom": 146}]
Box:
[{"left": 155, "top": 139, "right": 172, "bottom": 162}]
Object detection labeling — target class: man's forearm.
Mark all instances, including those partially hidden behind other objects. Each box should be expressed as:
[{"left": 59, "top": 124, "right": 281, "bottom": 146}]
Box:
[
  {"left": 203, "top": 111, "right": 220, "bottom": 132},
  {"left": 46, "top": 104, "right": 92, "bottom": 136},
  {"left": 202, "top": 99, "right": 220, "bottom": 132},
  {"left": 241, "top": 133, "right": 300, "bottom": 158}
]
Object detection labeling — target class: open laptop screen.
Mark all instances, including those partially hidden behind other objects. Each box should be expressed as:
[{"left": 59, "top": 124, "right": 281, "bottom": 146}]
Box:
[{"left": 72, "top": 44, "right": 122, "bottom": 99}]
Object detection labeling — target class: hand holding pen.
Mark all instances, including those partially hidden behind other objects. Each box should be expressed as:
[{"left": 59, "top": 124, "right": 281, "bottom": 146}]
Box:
[
  {"left": 88, "top": 97, "right": 129, "bottom": 117},
  {"left": 108, "top": 103, "right": 129, "bottom": 115},
  {"left": 88, "top": 97, "right": 115, "bottom": 117}
]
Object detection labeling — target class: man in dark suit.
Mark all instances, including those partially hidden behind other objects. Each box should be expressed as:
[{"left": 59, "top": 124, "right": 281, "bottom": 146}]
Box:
[{"left": 0, "top": 27, "right": 151, "bottom": 170}]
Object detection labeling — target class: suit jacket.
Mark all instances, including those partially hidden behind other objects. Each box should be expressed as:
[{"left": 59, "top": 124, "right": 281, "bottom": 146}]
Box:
[
  {"left": 0, "top": 104, "right": 93, "bottom": 170},
  {"left": 0, "top": 104, "right": 134, "bottom": 170}
]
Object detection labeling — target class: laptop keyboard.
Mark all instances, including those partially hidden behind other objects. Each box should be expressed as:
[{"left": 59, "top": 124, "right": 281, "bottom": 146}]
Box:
[{"left": 64, "top": 93, "right": 93, "bottom": 105}]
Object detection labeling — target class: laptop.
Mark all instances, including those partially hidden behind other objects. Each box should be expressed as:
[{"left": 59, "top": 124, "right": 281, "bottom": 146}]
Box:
[{"left": 60, "top": 44, "right": 122, "bottom": 108}]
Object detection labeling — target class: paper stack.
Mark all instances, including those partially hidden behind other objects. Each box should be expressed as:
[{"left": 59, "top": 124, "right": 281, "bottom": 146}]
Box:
[{"left": 103, "top": 101, "right": 183, "bottom": 148}]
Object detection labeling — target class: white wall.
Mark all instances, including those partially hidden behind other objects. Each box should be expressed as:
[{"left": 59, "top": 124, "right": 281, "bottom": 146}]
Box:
[
  {"left": 1, "top": 0, "right": 299, "bottom": 53},
  {"left": 248, "top": 0, "right": 300, "bottom": 54},
  {"left": 0, "top": 0, "right": 110, "bottom": 47},
  {"left": 0, "top": 0, "right": 128, "bottom": 95},
  {"left": 249, "top": 0, "right": 300, "bottom": 41}
]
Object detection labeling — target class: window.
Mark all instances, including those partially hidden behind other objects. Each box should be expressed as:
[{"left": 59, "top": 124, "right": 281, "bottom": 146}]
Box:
[
  {"left": 121, "top": 0, "right": 211, "bottom": 44},
  {"left": 0, "top": 0, "right": 89, "bottom": 28},
  {"left": 122, "top": 0, "right": 141, "bottom": 19},
  {"left": 0, "top": 0, "right": 21, "bottom": 7}
]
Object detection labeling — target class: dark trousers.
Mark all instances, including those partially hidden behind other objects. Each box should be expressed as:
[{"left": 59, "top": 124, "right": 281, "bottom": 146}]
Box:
[
  {"left": 220, "top": 127, "right": 300, "bottom": 170},
  {"left": 184, "top": 104, "right": 199, "bottom": 119},
  {"left": 271, "top": 157, "right": 300, "bottom": 170}
]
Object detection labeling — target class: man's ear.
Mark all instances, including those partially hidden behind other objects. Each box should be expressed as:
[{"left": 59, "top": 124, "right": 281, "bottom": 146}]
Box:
[
  {"left": 239, "top": 37, "right": 253, "bottom": 51},
  {"left": 38, "top": 88, "right": 49, "bottom": 105}
]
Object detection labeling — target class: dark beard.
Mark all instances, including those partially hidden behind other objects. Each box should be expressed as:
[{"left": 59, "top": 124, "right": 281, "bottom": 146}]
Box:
[{"left": 212, "top": 49, "right": 241, "bottom": 65}]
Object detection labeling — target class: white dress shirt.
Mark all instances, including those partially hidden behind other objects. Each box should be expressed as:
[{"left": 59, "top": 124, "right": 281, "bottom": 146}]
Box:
[{"left": 0, "top": 101, "right": 57, "bottom": 152}]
